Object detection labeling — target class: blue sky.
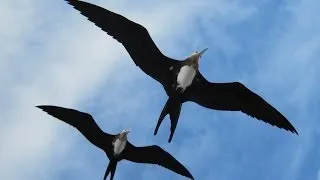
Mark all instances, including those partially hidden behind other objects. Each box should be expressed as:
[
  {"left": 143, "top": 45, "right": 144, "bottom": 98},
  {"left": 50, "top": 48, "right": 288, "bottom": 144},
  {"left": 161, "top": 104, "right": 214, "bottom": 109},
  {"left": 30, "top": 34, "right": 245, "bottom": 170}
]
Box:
[{"left": 1, "top": 0, "right": 319, "bottom": 180}]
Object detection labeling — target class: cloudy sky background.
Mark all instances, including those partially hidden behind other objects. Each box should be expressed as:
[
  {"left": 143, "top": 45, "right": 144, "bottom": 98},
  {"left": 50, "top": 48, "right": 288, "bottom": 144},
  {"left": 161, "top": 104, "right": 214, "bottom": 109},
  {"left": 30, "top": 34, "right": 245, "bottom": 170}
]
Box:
[{"left": 1, "top": 0, "right": 320, "bottom": 179}]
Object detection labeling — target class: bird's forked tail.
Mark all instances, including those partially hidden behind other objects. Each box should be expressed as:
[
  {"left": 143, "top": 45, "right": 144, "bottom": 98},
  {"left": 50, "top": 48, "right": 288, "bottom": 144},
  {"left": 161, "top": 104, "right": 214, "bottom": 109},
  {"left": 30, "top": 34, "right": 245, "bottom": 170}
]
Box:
[
  {"left": 154, "top": 97, "right": 182, "bottom": 143},
  {"left": 103, "top": 159, "right": 118, "bottom": 180}
]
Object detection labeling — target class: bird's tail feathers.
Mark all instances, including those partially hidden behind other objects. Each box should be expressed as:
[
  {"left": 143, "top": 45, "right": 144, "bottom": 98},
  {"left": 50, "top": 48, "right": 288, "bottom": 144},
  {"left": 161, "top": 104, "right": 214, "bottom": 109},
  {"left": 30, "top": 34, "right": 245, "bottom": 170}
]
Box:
[
  {"left": 103, "top": 159, "right": 117, "bottom": 180},
  {"left": 154, "top": 97, "right": 182, "bottom": 143}
]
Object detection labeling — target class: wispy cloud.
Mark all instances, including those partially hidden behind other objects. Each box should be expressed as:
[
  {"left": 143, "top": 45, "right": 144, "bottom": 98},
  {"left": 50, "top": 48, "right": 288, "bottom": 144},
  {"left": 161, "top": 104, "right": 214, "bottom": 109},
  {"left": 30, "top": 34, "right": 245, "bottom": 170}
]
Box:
[
  {"left": 1, "top": 0, "right": 319, "bottom": 180},
  {"left": 0, "top": 0, "right": 249, "bottom": 179}
]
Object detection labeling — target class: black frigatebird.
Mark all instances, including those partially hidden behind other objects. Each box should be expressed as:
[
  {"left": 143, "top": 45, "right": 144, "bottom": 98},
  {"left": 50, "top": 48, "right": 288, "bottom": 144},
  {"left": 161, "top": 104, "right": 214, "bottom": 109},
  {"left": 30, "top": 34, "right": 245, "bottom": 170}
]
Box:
[
  {"left": 64, "top": 0, "right": 298, "bottom": 142},
  {"left": 36, "top": 105, "right": 194, "bottom": 180}
]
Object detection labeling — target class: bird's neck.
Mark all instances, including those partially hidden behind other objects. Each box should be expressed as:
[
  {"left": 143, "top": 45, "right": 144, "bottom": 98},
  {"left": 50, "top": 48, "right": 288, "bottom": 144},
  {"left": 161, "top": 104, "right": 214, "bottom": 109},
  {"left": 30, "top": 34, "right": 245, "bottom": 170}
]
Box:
[
  {"left": 186, "top": 62, "right": 198, "bottom": 70},
  {"left": 186, "top": 57, "right": 199, "bottom": 70},
  {"left": 192, "top": 63, "right": 198, "bottom": 70},
  {"left": 118, "top": 133, "right": 128, "bottom": 141}
]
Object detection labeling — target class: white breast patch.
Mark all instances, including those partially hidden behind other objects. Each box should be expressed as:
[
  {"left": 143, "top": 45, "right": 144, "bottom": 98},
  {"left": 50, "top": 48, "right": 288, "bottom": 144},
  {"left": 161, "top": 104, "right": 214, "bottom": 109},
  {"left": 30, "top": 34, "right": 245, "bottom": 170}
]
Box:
[
  {"left": 176, "top": 65, "right": 196, "bottom": 92},
  {"left": 113, "top": 139, "right": 126, "bottom": 156}
]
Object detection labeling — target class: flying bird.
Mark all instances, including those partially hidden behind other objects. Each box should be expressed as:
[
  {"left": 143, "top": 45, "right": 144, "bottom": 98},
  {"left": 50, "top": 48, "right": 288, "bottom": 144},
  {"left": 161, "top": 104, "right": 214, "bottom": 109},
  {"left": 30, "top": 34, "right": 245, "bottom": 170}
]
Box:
[
  {"left": 64, "top": 0, "right": 298, "bottom": 142},
  {"left": 36, "top": 105, "right": 194, "bottom": 180}
]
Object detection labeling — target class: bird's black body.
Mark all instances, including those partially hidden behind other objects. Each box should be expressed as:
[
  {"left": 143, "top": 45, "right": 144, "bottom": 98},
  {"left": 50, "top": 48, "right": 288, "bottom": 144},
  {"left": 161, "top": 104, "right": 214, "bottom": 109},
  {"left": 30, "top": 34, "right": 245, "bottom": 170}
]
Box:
[
  {"left": 154, "top": 61, "right": 196, "bottom": 142},
  {"left": 36, "top": 105, "right": 194, "bottom": 180},
  {"left": 64, "top": 0, "right": 298, "bottom": 143}
]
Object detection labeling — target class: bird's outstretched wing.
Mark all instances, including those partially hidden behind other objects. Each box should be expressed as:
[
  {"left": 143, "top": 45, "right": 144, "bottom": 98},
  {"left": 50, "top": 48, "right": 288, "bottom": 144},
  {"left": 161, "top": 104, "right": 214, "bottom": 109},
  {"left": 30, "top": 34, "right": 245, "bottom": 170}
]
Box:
[
  {"left": 36, "top": 105, "right": 115, "bottom": 152},
  {"left": 186, "top": 74, "right": 298, "bottom": 134},
  {"left": 122, "top": 143, "right": 194, "bottom": 179},
  {"left": 65, "top": 0, "right": 180, "bottom": 86}
]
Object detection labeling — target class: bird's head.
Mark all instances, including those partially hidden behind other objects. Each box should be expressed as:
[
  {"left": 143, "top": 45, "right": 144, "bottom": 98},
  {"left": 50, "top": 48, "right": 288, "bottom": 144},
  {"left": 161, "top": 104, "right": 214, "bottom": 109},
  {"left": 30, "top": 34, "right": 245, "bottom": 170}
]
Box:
[
  {"left": 189, "top": 48, "right": 208, "bottom": 67},
  {"left": 119, "top": 128, "right": 131, "bottom": 140},
  {"left": 120, "top": 128, "right": 131, "bottom": 136}
]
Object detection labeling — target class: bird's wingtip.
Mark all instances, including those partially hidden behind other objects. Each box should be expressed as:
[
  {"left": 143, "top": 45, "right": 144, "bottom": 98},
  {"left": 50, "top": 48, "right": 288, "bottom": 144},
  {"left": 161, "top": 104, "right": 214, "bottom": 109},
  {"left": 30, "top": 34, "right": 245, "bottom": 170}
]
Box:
[
  {"left": 35, "top": 105, "right": 43, "bottom": 109},
  {"left": 187, "top": 174, "right": 195, "bottom": 180},
  {"left": 35, "top": 105, "right": 49, "bottom": 111},
  {"left": 288, "top": 124, "right": 299, "bottom": 136},
  {"left": 182, "top": 166, "right": 194, "bottom": 180},
  {"left": 286, "top": 127, "right": 298, "bottom": 136},
  {"left": 64, "top": 0, "right": 77, "bottom": 5}
]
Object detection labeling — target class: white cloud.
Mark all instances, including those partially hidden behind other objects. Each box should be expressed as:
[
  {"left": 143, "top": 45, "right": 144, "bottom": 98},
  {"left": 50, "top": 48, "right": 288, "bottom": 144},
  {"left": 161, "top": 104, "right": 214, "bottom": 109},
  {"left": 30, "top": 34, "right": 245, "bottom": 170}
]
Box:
[
  {"left": 4, "top": 0, "right": 318, "bottom": 180},
  {"left": 0, "top": 0, "right": 255, "bottom": 180},
  {"left": 250, "top": 1, "right": 320, "bottom": 180}
]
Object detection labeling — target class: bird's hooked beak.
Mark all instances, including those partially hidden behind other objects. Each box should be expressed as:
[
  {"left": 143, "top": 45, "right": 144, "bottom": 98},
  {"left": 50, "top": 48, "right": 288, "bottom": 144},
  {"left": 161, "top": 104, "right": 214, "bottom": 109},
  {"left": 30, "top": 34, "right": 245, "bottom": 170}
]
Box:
[{"left": 196, "top": 48, "right": 208, "bottom": 59}]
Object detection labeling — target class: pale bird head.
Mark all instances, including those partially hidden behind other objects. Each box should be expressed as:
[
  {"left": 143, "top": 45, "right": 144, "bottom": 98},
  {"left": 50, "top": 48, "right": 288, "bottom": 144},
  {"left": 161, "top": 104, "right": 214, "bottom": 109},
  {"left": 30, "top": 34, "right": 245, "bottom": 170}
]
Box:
[
  {"left": 121, "top": 128, "right": 131, "bottom": 136},
  {"left": 190, "top": 48, "right": 208, "bottom": 63}
]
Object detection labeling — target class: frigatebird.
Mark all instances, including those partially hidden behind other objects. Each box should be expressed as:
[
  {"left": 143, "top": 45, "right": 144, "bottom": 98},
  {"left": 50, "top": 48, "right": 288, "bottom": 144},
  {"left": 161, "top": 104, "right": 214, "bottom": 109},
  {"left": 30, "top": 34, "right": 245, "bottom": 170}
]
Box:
[
  {"left": 36, "top": 105, "right": 194, "bottom": 180},
  {"left": 64, "top": 0, "right": 298, "bottom": 142}
]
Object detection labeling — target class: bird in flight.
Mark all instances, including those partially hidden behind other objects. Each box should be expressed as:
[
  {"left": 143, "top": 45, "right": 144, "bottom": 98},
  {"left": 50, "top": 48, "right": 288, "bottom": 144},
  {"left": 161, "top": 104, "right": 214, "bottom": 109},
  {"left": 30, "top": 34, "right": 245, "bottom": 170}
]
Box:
[
  {"left": 36, "top": 105, "right": 194, "bottom": 180},
  {"left": 64, "top": 0, "right": 298, "bottom": 143}
]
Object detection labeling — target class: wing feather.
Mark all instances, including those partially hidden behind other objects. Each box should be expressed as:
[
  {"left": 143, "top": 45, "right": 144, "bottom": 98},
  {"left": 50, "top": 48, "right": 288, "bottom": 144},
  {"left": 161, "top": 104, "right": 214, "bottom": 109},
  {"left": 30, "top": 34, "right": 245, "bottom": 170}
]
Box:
[
  {"left": 186, "top": 74, "right": 298, "bottom": 134},
  {"left": 36, "top": 105, "right": 115, "bottom": 152},
  {"left": 122, "top": 143, "right": 194, "bottom": 179},
  {"left": 65, "top": 0, "right": 179, "bottom": 86}
]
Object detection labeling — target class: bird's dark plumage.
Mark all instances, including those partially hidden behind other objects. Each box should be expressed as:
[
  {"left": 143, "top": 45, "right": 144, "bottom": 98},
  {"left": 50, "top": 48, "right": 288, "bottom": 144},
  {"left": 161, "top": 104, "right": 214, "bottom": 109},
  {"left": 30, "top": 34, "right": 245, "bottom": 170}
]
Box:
[
  {"left": 36, "top": 105, "right": 114, "bottom": 153},
  {"left": 64, "top": 0, "right": 298, "bottom": 141},
  {"left": 65, "top": 0, "right": 180, "bottom": 88},
  {"left": 36, "top": 105, "right": 194, "bottom": 180},
  {"left": 123, "top": 143, "right": 194, "bottom": 179},
  {"left": 185, "top": 77, "right": 298, "bottom": 134}
]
